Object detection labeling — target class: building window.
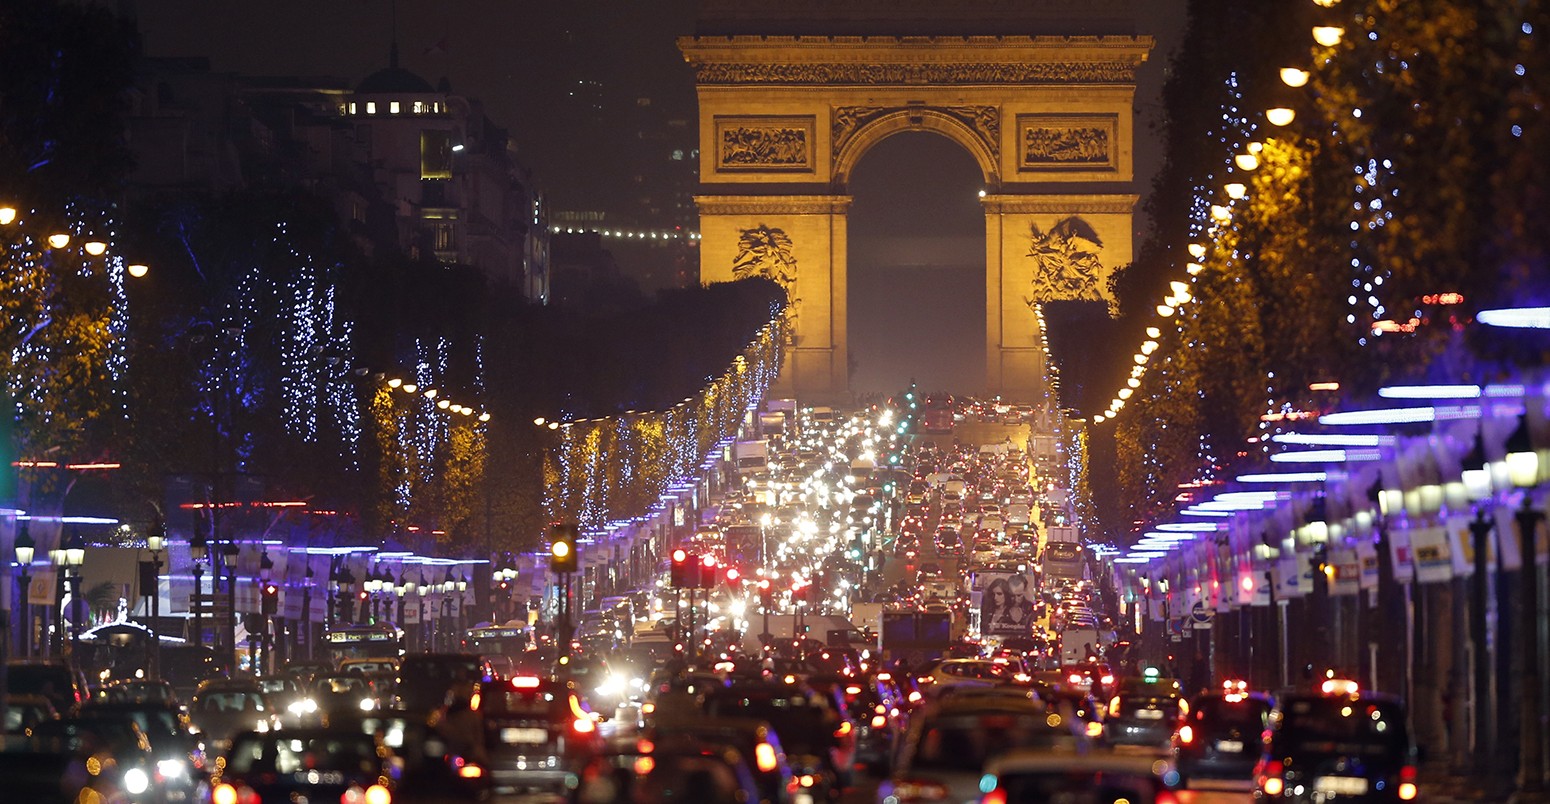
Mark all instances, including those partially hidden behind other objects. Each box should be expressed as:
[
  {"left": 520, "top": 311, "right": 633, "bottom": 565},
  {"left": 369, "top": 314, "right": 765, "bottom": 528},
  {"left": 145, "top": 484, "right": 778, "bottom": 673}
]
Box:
[
  {"left": 420, "top": 130, "right": 452, "bottom": 179},
  {"left": 365, "top": 101, "right": 377, "bottom": 114},
  {"left": 349, "top": 102, "right": 357, "bottom": 115},
  {"left": 389, "top": 101, "right": 401, "bottom": 114},
  {"left": 434, "top": 223, "right": 455, "bottom": 252},
  {"left": 413, "top": 101, "right": 425, "bottom": 114}
]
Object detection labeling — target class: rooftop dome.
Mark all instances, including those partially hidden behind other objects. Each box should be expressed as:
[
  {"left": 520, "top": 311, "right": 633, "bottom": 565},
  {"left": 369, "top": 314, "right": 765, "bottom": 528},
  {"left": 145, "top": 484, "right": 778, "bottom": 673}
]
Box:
[{"left": 355, "top": 44, "right": 434, "bottom": 94}]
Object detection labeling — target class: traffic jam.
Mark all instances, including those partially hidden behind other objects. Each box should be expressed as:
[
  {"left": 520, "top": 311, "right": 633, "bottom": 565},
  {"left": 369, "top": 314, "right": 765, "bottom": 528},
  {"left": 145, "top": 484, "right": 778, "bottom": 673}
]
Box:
[{"left": 2, "top": 395, "right": 1420, "bottom": 803}]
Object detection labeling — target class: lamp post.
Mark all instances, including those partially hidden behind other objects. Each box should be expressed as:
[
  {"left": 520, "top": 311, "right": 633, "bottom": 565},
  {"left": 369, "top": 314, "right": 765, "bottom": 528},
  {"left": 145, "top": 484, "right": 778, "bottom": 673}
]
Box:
[
  {"left": 145, "top": 523, "right": 165, "bottom": 679},
  {"left": 365, "top": 569, "right": 384, "bottom": 622},
  {"left": 416, "top": 576, "right": 429, "bottom": 650},
  {"left": 64, "top": 543, "right": 84, "bottom": 666},
  {"left": 15, "top": 523, "right": 34, "bottom": 658},
  {"left": 1461, "top": 431, "right": 1497, "bottom": 774},
  {"left": 456, "top": 574, "right": 468, "bottom": 643},
  {"left": 190, "top": 527, "right": 207, "bottom": 649},
  {"left": 222, "top": 540, "right": 238, "bottom": 665},
  {"left": 1506, "top": 413, "right": 1544, "bottom": 796},
  {"left": 394, "top": 578, "right": 407, "bottom": 631}
]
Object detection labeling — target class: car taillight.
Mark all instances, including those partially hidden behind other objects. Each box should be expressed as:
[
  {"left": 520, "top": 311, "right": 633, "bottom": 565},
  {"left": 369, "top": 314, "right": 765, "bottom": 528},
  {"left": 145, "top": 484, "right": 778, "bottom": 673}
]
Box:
[
  {"left": 755, "top": 741, "right": 778, "bottom": 772},
  {"left": 511, "top": 676, "right": 541, "bottom": 689},
  {"left": 981, "top": 787, "right": 1007, "bottom": 804},
  {"left": 364, "top": 784, "right": 392, "bottom": 804},
  {"left": 835, "top": 721, "right": 853, "bottom": 738},
  {"left": 573, "top": 716, "right": 596, "bottom": 734},
  {"left": 1109, "top": 696, "right": 1121, "bottom": 715},
  {"left": 1178, "top": 724, "right": 1194, "bottom": 744},
  {"left": 1261, "top": 760, "right": 1285, "bottom": 796},
  {"left": 1085, "top": 720, "right": 1103, "bottom": 738},
  {"left": 1399, "top": 765, "right": 1418, "bottom": 800},
  {"left": 212, "top": 784, "right": 239, "bottom": 804},
  {"left": 1155, "top": 790, "right": 1180, "bottom": 804},
  {"left": 872, "top": 714, "right": 888, "bottom": 728},
  {"left": 1100, "top": 674, "right": 1115, "bottom": 686},
  {"left": 1068, "top": 673, "right": 1083, "bottom": 684}
]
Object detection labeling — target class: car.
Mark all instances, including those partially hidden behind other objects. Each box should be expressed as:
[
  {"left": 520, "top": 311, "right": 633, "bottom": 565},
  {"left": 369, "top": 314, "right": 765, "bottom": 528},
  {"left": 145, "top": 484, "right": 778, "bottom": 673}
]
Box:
[
  {"left": 212, "top": 727, "right": 398, "bottom": 804},
  {"left": 1106, "top": 673, "right": 1186, "bottom": 748},
  {"left": 703, "top": 680, "right": 848, "bottom": 800},
  {"left": 313, "top": 672, "right": 382, "bottom": 715},
  {"left": 643, "top": 716, "right": 799, "bottom": 804},
  {"left": 572, "top": 735, "right": 766, "bottom": 804},
  {"left": 31, "top": 715, "right": 161, "bottom": 803},
  {"left": 104, "top": 679, "right": 181, "bottom": 707},
  {"left": 479, "top": 673, "right": 603, "bottom": 794},
  {"left": 979, "top": 748, "right": 1182, "bottom": 803},
  {"left": 254, "top": 676, "right": 313, "bottom": 723},
  {"left": 1255, "top": 682, "right": 1417, "bottom": 802},
  {"left": 77, "top": 701, "right": 209, "bottom": 803},
  {"left": 188, "top": 679, "right": 277, "bottom": 750},
  {"left": 3, "top": 692, "right": 60, "bottom": 734},
  {"left": 879, "top": 695, "right": 1089, "bottom": 804},
  {"left": 1174, "top": 681, "right": 1274, "bottom": 784},
  {"left": 394, "top": 652, "right": 491, "bottom": 716},
  {"left": 5, "top": 658, "right": 87, "bottom": 716}
]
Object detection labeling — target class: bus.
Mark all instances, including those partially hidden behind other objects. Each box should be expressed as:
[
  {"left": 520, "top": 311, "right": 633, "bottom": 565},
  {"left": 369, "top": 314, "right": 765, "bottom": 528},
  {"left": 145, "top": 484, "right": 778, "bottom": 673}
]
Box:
[
  {"left": 1041, "top": 542, "right": 1086, "bottom": 582},
  {"left": 920, "top": 396, "right": 955, "bottom": 435},
  {"left": 322, "top": 623, "right": 405, "bottom": 666},
  {"left": 464, "top": 624, "right": 532, "bottom": 658}
]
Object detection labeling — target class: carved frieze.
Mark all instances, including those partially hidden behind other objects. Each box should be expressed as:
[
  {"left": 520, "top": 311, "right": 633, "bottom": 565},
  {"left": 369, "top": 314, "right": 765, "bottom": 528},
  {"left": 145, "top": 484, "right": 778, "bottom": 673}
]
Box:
[
  {"left": 692, "top": 61, "right": 1140, "bottom": 85},
  {"left": 1023, "top": 216, "right": 1115, "bottom": 314},
  {"left": 1016, "top": 114, "right": 1118, "bottom": 171},
  {"left": 831, "top": 104, "right": 999, "bottom": 163},
  {"left": 715, "top": 116, "right": 816, "bottom": 172}
]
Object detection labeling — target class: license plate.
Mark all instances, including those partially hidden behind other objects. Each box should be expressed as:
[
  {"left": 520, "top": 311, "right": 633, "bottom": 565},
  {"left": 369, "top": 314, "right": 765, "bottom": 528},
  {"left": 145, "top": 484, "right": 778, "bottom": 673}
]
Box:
[
  {"left": 1215, "top": 739, "right": 1244, "bottom": 753},
  {"left": 1315, "top": 776, "right": 1370, "bottom": 796},
  {"left": 1136, "top": 709, "right": 1164, "bottom": 720},
  {"left": 501, "top": 727, "right": 548, "bottom": 744}
]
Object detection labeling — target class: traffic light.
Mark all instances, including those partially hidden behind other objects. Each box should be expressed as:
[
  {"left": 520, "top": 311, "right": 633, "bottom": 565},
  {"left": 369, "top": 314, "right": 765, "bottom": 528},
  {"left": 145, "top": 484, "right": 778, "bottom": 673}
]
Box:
[
  {"left": 725, "top": 566, "right": 741, "bottom": 584},
  {"left": 757, "top": 579, "right": 773, "bottom": 606},
  {"left": 698, "top": 554, "right": 718, "bottom": 589},
  {"left": 549, "top": 523, "right": 578, "bottom": 573},
  {"left": 261, "top": 582, "right": 279, "bottom": 615},
  {"left": 671, "top": 549, "right": 695, "bottom": 587}
]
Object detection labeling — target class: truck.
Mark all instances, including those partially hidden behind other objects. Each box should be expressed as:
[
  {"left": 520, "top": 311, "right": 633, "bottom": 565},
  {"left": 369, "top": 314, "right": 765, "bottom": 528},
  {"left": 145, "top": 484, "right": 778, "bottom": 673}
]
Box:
[
  {"left": 758, "top": 410, "right": 788, "bottom": 439},
  {"left": 731, "top": 439, "right": 769, "bottom": 475}
]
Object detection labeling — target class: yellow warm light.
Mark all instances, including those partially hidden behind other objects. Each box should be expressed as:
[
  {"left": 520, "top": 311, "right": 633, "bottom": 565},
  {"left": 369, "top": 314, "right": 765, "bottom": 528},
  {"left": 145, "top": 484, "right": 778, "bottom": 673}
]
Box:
[
  {"left": 1146, "top": 327, "right": 1161, "bottom": 338},
  {"left": 437, "top": 399, "right": 451, "bottom": 409},
  {"left": 1187, "top": 243, "right": 1206, "bottom": 259},
  {"left": 388, "top": 378, "right": 403, "bottom": 388},
  {"left": 1127, "top": 378, "right": 1141, "bottom": 389},
  {"left": 1235, "top": 153, "right": 1260, "bottom": 171},
  {"left": 48, "top": 233, "right": 71, "bottom": 249},
  {"left": 1281, "top": 67, "right": 1311, "bottom": 88},
  {"left": 1134, "top": 353, "right": 1148, "bottom": 365},
  {"left": 0, "top": 206, "right": 16, "bottom": 225},
  {"left": 1093, "top": 415, "right": 1106, "bottom": 423},
  {"left": 1225, "top": 182, "right": 1247, "bottom": 199},
  {"left": 424, "top": 389, "right": 438, "bottom": 399},
  {"left": 1157, "top": 305, "right": 1176, "bottom": 317},
  {"left": 126, "top": 263, "right": 149, "bottom": 278},
  {"left": 479, "top": 413, "right": 492, "bottom": 422},
  {"left": 1210, "top": 205, "right": 1233, "bottom": 222},
  {"left": 1142, "top": 340, "right": 1159, "bottom": 354},
  {"left": 1267, "top": 107, "right": 1297, "bottom": 126},
  {"left": 1312, "top": 26, "right": 1345, "bottom": 47},
  {"left": 1118, "top": 388, "right": 1134, "bottom": 400},
  {"left": 1187, "top": 262, "right": 1205, "bottom": 275},
  {"left": 403, "top": 383, "right": 418, "bottom": 393},
  {"left": 84, "top": 240, "right": 108, "bottom": 256}
]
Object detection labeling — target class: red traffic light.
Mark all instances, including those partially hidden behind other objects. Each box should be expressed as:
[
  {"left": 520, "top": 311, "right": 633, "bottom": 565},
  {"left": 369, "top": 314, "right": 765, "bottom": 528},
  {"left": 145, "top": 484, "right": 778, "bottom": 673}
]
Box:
[
  {"left": 263, "top": 583, "right": 278, "bottom": 596},
  {"left": 725, "top": 567, "right": 740, "bottom": 582},
  {"left": 756, "top": 579, "right": 770, "bottom": 591},
  {"left": 672, "top": 548, "right": 687, "bottom": 563},
  {"left": 701, "top": 555, "right": 717, "bottom": 568}
]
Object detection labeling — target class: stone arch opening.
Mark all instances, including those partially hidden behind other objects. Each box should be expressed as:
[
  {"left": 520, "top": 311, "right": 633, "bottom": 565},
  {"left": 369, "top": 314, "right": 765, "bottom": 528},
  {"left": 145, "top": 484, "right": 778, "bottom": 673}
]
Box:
[{"left": 846, "top": 130, "right": 986, "bottom": 396}]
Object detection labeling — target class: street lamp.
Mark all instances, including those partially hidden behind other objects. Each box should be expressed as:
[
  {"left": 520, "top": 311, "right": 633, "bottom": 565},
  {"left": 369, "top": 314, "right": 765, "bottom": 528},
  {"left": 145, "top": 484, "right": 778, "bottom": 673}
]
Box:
[
  {"left": 1506, "top": 412, "right": 1545, "bottom": 795},
  {"left": 365, "top": 569, "right": 384, "bottom": 621},
  {"left": 14, "top": 523, "right": 35, "bottom": 658},
  {"left": 64, "top": 544, "right": 84, "bottom": 663},
  {"left": 145, "top": 522, "right": 165, "bottom": 679},
  {"left": 190, "top": 528, "right": 208, "bottom": 649}
]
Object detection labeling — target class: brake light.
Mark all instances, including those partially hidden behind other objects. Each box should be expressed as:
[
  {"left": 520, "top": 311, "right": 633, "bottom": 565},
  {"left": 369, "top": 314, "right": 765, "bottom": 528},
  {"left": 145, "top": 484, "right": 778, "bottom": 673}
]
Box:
[
  {"left": 1155, "top": 790, "right": 1180, "bottom": 804},
  {"left": 213, "top": 784, "right": 239, "bottom": 804},
  {"left": 1085, "top": 720, "right": 1103, "bottom": 738},
  {"left": 835, "top": 721, "right": 853, "bottom": 737},
  {"left": 981, "top": 787, "right": 1007, "bottom": 804},
  {"left": 1261, "top": 760, "right": 1285, "bottom": 796},
  {"left": 573, "top": 717, "right": 596, "bottom": 734},
  {"left": 908, "top": 690, "right": 922, "bottom": 703},
  {"left": 457, "top": 762, "right": 484, "bottom": 779},
  {"left": 872, "top": 714, "right": 887, "bottom": 728},
  {"left": 1178, "top": 724, "right": 1194, "bottom": 744},
  {"left": 364, "top": 784, "right": 392, "bottom": 804},
  {"left": 1109, "top": 696, "right": 1121, "bottom": 716},
  {"left": 845, "top": 685, "right": 862, "bottom": 695},
  {"left": 1399, "top": 765, "right": 1418, "bottom": 800},
  {"left": 511, "top": 676, "right": 541, "bottom": 689},
  {"left": 1100, "top": 674, "right": 1114, "bottom": 685},
  {"left": 1068, "top": 673, "right": 1083, "bottom": 684},
  {"left": 755, "top": 741, "right": 778, "bottom": 772},
  {"left": 468, "top": 691, "right": 481, "bottom": 711}
]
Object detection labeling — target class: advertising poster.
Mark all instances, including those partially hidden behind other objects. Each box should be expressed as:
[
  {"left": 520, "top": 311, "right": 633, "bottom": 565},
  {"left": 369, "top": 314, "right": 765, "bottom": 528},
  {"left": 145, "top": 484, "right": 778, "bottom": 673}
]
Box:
[
  {"left": 973, "top": 570, "right": 1037, "bottom": 637},
  {"left": 1412, "top": 525, "right": 1453, "bottom": 583},
  {"left": 1329, "top": 548, "right": 1361, "bottom": 596}
]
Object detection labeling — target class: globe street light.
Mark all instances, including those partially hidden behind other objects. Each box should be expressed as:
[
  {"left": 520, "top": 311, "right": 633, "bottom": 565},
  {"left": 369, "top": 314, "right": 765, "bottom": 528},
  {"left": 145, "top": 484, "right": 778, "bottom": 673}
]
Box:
[
  {"left": 190, "top": 527, "right": 208, "bottom": 649},
  {"left": 145, "top": 522, "right": 165, "bottom": 679},
  {"left": 14, "top": 523, "right": 35, "bottom": 658}
]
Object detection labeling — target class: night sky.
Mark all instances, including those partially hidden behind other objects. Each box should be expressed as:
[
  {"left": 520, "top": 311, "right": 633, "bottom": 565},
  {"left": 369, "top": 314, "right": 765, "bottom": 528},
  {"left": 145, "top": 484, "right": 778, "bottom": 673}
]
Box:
[{"left": 134, "top": 0, "right": 1186, "bottom": 403}]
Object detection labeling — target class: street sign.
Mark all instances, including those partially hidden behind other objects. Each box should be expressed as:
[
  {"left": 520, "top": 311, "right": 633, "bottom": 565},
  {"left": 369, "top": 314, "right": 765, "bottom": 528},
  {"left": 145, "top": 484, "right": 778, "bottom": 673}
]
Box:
[{"left": 1190, "top": 600, "right": 1214, "bottom": 630}]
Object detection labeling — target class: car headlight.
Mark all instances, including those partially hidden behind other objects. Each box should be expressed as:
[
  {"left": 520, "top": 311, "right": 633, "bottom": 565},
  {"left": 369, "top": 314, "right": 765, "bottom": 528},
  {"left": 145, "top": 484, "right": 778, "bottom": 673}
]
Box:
[
  {"left": 157, "top": 758, "right": 189, "bottom": 779},
  {"left": 288, "top": 698, "right": 318, "bottom": 715},
  {"left": 359, "top": 698, "right": 376, "bottom": 711},
  {"left": 124, "top": 767, "right": 150, "bottom": 795},
  {"left": 255, "top": 719, "right": 270, "bottom": 733}
]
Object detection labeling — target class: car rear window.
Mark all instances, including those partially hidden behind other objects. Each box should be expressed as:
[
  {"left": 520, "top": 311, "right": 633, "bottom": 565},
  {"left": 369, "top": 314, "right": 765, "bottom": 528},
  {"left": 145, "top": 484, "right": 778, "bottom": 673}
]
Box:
[
  {"left": 912, "top": 712, "right": 1078, "bottom": 772},
  {"left": 486, "top": 688, "right": 559, "bottom": 716},
  {"left": 1195, "top": 697, "right": 1271, "bottom": 730},
  {"left": 197, "top": 691, "right": 264, "bottom": 711},
  {"left": 1279, "top": 699, "right": 1410, "bottom": 755},
  {"left": 229, "top": 735, "right": 380, "bottom": 775}
]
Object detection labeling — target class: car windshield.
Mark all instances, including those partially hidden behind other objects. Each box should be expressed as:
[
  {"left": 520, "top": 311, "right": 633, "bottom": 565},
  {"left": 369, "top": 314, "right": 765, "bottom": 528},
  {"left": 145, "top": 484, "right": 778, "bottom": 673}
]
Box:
[
  {"left": 704, "top": 690, "right": 833, "bottom": 756},
  {"left": 996, "top": 769, "right": 1160, "bottom": 803},
  {"left": 911, "top": 711, "right": 1077, "bottom": 772},
  {"left": 228, "top": 735, "right": 381, "bottom": 775},
  {"left": 1280, "top": 698, "right": 1410, "bottom": 756},
  {"left": 487, "top": 687, "right": 560, "bottom": 717},
  {"left": 197, "top": 691, "right": 263, "bottom": 712}
]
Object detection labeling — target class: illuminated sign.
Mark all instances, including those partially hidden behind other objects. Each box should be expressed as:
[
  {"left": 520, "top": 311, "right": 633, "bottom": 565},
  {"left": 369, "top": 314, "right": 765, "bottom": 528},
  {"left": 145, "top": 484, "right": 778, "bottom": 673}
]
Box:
[{"left": 1421, "top": 292, "right": 1464, "bottom": 305}]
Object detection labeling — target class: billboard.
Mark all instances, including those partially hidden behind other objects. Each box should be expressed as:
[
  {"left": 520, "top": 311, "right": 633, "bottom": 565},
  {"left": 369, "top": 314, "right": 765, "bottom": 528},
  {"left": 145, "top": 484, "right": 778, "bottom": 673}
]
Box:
[{"left": 972, "top": 570, "right": 1038, "bottom": 637}]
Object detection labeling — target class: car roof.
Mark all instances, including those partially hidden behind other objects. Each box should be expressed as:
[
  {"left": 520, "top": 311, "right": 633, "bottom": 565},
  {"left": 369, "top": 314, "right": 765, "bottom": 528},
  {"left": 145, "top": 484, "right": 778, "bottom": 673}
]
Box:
[{"left": 985, "top": 748, "right": 1174, "bottom": 777}]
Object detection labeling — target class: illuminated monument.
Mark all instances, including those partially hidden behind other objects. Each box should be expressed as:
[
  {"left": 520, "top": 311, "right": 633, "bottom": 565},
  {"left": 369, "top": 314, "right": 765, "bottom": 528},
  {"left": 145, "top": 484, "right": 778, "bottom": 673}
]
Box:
[{"left": 681, "top": 1, "right": 1153, "bottom": 401}]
